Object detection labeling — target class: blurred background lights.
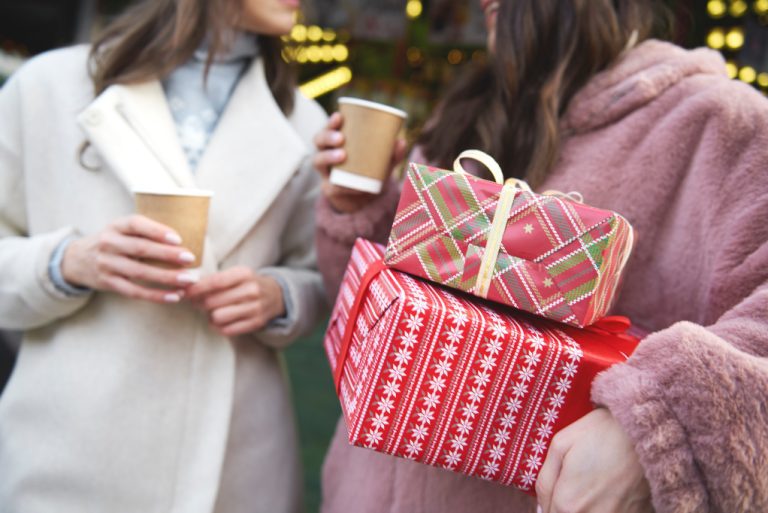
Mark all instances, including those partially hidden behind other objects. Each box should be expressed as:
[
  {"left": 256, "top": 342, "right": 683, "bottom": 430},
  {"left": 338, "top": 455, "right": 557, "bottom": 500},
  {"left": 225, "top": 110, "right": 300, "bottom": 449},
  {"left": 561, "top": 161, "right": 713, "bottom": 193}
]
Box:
[
  {"left": 306, "top": 45, "right": 322, "bottom": 63},
  {"left": 284, "top": 0, "right": 767, "bottom": 98},
  {"left": 332, "top": 44, "right": 348, "bottom": 62},
  {"left": 738, "top": 65, "right": 757, "bottom": 83},
  {"left": 729, "top": 0, "right": 748, "bottom": 16},
  {"left": 307, "top": 25, "right": 323, "bottom": 42},
  {"left": 290, "top": 24, "right": 306, "bottom": 42},
  {"left": 406, "top": 0, "right": 423, "bottom": 19},
  {"left": 299, "top": 66, "right": 353, "bottom": 99},
  {"left": 321, "top": 45, "right": 334, "bottom": 62},
  {"left": 407, "top": 47, "right": 423, "bottom": 65},
  {"left": 707, "top": 0, "right": 727, "bottom": 17},
  {"left": 707, "top": 27, "right": 726, "bottom": 48},
  {"left": 322, "top": 29, "right": 336, "bottom": 42},
  {"left": 447, "top": 49, "right": 463, "bottom": 65},
  {"left": 725, "top": 27, "right": 745, "bottom": 49}
]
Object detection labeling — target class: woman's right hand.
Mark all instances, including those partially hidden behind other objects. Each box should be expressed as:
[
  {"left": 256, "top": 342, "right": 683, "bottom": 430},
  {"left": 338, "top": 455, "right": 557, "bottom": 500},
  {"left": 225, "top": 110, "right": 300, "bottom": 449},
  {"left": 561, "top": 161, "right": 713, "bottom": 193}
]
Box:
[
  {"left": 313, "top": 111, "right": 406, "bottom": 213},
  {"left": 61, "top": 215, "right": 199, "bottom": 304}
]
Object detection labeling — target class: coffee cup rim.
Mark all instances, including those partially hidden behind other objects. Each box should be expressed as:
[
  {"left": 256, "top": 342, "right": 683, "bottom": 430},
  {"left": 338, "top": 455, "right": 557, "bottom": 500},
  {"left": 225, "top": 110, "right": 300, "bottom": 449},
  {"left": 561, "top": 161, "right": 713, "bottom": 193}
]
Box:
[{"left": 338, "top": 97, "right": 408, "bottom": 119}]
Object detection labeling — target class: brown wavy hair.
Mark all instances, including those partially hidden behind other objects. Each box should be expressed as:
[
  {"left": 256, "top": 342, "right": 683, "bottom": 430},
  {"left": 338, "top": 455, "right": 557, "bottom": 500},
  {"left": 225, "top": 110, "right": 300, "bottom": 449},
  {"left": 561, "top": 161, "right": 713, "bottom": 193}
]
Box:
[
  {"left": 88, "top": 0, "right": 296, "bottom": 115},
  {"left": 417, "top": 0, "right": 673, "bottom": 187}
]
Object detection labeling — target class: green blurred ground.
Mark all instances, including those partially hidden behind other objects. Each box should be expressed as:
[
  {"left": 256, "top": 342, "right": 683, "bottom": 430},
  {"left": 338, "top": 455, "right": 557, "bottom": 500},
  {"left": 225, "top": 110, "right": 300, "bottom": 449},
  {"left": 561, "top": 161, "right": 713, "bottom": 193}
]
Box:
[{"left": 284, "top": 319, "right": 340, "bottom": 513}]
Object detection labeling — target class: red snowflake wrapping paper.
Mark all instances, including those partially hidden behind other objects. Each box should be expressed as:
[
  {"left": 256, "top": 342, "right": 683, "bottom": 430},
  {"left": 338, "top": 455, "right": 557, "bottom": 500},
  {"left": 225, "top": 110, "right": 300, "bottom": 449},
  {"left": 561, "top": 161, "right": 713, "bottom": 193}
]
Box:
[
  {"left": 325, "top": 239, "right": 640, "bottom": 492},
  {"left": 384, "top": 162, "right": 635, "bottom": 328}
]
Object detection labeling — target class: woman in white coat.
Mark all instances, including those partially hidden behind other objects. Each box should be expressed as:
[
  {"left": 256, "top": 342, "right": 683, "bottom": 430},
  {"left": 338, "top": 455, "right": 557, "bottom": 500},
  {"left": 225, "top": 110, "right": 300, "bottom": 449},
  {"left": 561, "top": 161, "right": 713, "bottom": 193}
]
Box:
[{"left": 0, "top": 0, "right": 326, "bottom": 512}]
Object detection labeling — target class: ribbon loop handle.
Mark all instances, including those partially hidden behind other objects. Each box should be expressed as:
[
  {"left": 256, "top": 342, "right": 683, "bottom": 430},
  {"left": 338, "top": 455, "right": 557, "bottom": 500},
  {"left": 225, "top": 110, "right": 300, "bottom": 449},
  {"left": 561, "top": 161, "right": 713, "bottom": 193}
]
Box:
[{"left": 453, "top": 150, "right": 507, "bottom": 186}]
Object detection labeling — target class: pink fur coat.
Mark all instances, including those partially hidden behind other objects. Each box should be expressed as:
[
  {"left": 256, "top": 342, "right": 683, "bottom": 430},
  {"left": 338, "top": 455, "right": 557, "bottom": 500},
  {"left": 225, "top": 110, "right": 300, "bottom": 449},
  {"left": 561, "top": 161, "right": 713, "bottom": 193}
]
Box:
[{"left": 315, "top": 40, "right": 768, "bottom": 513}]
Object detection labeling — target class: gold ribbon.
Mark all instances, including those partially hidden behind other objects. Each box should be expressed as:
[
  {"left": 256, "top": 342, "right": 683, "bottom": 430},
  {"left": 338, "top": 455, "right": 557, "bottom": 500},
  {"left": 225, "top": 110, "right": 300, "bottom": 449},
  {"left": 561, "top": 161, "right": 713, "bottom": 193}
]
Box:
[{"left": 452, "top": 150, "right": 586, "bottom": 299}]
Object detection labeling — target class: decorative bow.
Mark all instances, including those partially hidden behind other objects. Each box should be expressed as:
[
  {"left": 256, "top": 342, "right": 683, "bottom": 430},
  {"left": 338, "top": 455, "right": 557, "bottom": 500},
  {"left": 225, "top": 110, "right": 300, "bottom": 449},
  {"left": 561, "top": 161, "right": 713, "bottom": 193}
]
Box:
[{"left": 452, "top": 150, "right": 585, "bottom": 299}]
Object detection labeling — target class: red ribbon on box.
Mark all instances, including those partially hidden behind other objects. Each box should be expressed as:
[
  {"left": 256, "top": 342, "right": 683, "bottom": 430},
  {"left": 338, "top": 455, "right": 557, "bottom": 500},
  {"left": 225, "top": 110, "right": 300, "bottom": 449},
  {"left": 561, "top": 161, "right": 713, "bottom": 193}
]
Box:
[{"left": 334, "top": 259, "right": 389, "bottom": 393}]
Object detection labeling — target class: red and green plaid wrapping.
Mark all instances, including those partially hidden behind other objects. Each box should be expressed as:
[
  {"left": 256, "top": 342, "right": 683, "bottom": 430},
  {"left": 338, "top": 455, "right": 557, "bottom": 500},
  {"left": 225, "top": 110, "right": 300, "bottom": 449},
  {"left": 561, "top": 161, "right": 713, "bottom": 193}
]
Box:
[{"left": 384, "top": 163, "right": 634, "bottom": 328}]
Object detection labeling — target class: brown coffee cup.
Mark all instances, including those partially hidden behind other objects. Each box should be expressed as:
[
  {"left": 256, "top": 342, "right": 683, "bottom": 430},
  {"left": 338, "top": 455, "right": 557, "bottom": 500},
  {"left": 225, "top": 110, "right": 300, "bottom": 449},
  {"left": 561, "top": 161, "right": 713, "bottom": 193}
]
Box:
[
  {"left": 331, "top": 97, "right": 408, "bottom": 194},
  {"left": 133, "top": 188, "right": 213, "bottom": 267}
]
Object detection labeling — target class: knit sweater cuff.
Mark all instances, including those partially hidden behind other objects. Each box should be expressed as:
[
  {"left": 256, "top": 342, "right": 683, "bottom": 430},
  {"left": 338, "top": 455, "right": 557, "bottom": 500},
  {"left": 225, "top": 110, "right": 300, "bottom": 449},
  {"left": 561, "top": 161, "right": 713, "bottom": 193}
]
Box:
[{"left": 316, "top": 182, "right": 401, "bottom": 247}]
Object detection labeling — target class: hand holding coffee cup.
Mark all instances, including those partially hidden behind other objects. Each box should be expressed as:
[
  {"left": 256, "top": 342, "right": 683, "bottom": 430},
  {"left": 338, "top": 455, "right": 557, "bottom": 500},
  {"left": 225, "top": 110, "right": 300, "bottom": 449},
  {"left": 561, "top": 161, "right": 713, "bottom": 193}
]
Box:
[
  {"left": 313, "top": 98, "right": 407, "bottom": 213},
  {"left": 314, "top": 112, "right": 407, "bottom": 212},
  {"left": 331, "top": 98, "right": 407, "bottom": 194},
  {"left": 60, "top": 212, "right": 202, "bottom": 304}
]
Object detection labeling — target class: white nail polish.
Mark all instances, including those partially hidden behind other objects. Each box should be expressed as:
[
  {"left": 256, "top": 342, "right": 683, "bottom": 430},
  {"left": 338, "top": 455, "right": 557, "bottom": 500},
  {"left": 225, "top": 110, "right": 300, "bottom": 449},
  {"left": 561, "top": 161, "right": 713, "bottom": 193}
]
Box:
[
  {"left": 179, "top": 251, "right": 196, "bottom": 263},
  {"left": 165, "top": 233, "right": 183, "bottom": 245},
  {"left": 537, "top": 505, "right": 543, "bottom": 513},
  {"left": 177, "top": 271, "right": 200, "bottom": 284},
  {"left": 164, "top": 293, "right": 181, "bottom": 303}
]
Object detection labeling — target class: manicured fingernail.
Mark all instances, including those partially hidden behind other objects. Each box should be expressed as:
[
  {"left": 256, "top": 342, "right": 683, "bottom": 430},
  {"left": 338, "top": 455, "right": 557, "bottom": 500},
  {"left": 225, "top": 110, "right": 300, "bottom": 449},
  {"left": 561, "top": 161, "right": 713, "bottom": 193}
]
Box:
[
  {"left": 332, "top": 149, "right": 345, "bottom": 160},
  {"left": 165, "top": 232, "right": 182, "bottom": 245},
  {"left": 330, "top": 132, "right": 343, "bottom": 144},
  {"left": 164, "top": 293, "right": 181, "bottom": 303},
  {"left": 179, "top": 251, "right": 196, "bottom": 263},
  {"left": 177, "top": 271, "right": 200, "bottom": 284},
  {"left": 537, "top": 506, "right": 543, "bottom": 513}
]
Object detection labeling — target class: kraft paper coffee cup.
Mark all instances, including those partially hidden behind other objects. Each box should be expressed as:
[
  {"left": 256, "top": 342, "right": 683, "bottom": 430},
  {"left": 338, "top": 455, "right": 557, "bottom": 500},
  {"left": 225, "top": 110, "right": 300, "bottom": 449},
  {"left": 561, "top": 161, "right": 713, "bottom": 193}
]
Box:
[
  {"left": 330, "top": 97, "right": 408, "bottom": 194},
  {"left": 133, "top": 188, "right": 213, "bottom": 267}
]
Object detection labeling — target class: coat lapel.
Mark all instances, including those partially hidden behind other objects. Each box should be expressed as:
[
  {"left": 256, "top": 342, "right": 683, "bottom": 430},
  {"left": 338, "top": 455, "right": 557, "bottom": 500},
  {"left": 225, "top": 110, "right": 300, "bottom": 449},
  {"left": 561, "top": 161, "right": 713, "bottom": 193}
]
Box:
[
  {"left": 194, "top": 59, "right": 307, "bottom": 262},
  {"left": 77, "top": 81, "right": 195, "bottom": 191}
]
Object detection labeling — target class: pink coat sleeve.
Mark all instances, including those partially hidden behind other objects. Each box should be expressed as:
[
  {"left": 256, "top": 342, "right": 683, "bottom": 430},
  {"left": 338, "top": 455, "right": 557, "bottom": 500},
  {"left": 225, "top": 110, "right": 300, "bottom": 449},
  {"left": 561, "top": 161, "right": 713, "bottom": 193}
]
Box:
[
  {"left": 315, "top": 183, "right": 401, "bottom": 299},
  {"left": 592, "top": 92, "right": 768, "bottom": 513}
]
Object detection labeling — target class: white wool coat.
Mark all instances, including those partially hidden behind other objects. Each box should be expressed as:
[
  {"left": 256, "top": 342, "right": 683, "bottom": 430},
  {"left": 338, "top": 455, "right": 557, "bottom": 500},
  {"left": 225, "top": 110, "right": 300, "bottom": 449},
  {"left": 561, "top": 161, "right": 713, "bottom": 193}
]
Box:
[{"left": 0, "top": 45, "right": 327, "bottom": 513}]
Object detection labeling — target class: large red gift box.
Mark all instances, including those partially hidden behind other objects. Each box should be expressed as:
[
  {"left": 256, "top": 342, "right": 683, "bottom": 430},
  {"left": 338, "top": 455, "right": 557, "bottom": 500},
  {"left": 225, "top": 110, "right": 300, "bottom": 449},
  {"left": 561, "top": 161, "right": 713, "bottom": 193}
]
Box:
[
  {"left": 384, "top": 153, "right": 635, "bottom": 328},
  {"left": 325, "top": 239, "right": 639, "bottom": 492}
]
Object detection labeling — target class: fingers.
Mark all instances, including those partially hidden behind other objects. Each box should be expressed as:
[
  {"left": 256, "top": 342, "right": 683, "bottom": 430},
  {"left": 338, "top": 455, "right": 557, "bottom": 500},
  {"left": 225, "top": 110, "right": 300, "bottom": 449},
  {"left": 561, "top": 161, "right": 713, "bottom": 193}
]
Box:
[
  {"left": 536, "top": 433, "right": 567, "bottom": 513},
  {"left": 313, "top": 148, "right": 347, "bottom": 178},
  {"left": 215, "top": 317, "right": 266, "bottom": 337},
  {"left": 313, "top": 119, "right": 345, "bottom": 150},
  {"left": 391, "top": 137, "right": 408, "bottom": 168},
  {"left": 112, "top": 214, "right": 183, "bottom": 245},
  {"left": 97, "top": 254, "right": 199, "bottom": 289},
  {"left": 198, "top": 278, "right": 261, "bottom": 311},
  {"left": 209, "top": 302, "right": 268, "bottom": 336},
  {"left": 187, "top": 272, "right": 285, "bottom": 336},
  {"left": 313, "top": 112, "right": 347, "bottom": 177},
  {"left": 199, "top": 281, "right": 270, "bottom": 336},
  {"left": 186, "top": 266, "right": 253, "bottom": 301},
  {"left": 328, "top": 111, "right": 343, "bottom": 130},
  {"left": 103, "top": 274, "right": 186, "bottom": 304},
  {"left": 97, "top": 231, "right": 195, "bottom": 267}
]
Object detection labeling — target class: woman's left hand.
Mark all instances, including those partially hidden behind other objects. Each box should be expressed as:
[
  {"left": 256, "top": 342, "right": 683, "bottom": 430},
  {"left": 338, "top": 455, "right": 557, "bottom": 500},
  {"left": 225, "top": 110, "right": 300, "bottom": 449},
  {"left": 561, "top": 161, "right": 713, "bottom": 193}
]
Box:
[
  {"left": 186, "top": 267, "right": 285, "bottom": 337},
  {"left": 536, "top": 408, "right": 653, "bottom": 513}
]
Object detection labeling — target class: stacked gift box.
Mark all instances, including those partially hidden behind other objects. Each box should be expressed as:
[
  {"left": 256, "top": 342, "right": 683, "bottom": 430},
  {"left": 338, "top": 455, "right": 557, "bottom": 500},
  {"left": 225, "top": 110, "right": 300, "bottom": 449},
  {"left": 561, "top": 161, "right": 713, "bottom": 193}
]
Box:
[{"left": 324, "top": 153, "right": 638, "bottom": 492}]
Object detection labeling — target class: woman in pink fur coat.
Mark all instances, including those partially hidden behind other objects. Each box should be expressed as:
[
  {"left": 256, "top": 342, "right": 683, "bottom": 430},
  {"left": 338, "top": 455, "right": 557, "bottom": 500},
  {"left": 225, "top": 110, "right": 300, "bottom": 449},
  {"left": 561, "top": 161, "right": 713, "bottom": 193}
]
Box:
[{"left": 312, "top": 0, "right": 768, "bottom": 512}]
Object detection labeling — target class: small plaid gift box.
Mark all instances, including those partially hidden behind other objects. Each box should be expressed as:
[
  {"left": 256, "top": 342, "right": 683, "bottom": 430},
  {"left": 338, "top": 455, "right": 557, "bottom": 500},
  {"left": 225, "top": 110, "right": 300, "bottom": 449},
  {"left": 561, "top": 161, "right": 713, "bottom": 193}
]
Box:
[
  {"left": 324, "top": 239, "right": 639, "bottom": 492},
  {"left": 384, "top": 150, "right": 635, "bottom": 328}
]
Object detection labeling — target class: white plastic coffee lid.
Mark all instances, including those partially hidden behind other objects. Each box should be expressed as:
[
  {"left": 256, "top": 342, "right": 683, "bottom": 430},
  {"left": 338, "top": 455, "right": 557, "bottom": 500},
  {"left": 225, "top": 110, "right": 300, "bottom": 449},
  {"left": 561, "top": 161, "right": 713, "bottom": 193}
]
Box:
[
  {"left": 338, "top": 97, "right": 408, "bottom": 119},
  {"left": 329, "top": 168, "right": 384, "bottom": 194}
]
